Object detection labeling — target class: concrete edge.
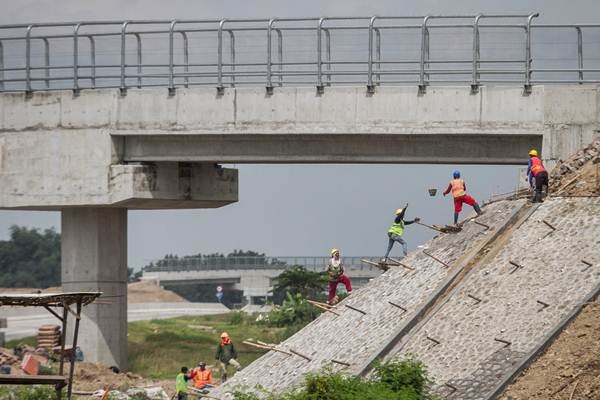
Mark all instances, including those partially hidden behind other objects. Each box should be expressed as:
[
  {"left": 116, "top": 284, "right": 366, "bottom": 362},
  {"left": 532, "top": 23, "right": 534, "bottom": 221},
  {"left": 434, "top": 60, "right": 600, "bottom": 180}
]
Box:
[
  {"left": 356, "top": 199, "right": 530, "bottom": 376},
  {"left": 487, "top": 281, "right": 600, "bottom": 400}
]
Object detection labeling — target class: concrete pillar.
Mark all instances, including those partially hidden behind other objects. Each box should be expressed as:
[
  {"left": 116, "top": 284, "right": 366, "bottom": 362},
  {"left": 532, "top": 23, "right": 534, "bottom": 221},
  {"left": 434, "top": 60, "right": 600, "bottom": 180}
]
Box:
[{"left": 61, "top": 208, "right": 128, "bottom": 369}]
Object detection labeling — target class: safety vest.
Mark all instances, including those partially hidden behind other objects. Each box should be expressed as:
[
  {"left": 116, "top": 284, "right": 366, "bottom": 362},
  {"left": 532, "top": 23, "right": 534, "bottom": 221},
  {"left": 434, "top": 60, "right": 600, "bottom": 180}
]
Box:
[
  {"left": 176, "top": 373, "right": 187, "bottom": 394},
  {"left": 530, "top": 156, "right": 546, "bottom": 176},
  {"left": 388, "top": 220, "right": 405, "bottom": 237},
  {"left": 451, "top": 179, "right": 466, "bottom": 198},
  {"left": 192, "top": 368, "right": 213, "bottom": 388}
]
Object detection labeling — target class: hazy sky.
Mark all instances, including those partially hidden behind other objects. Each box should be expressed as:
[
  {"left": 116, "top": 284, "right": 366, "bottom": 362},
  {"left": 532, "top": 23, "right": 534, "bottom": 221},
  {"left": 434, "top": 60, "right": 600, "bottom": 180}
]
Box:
[{"left": 0, "top": 0, "right": 596, "bottom": 269}]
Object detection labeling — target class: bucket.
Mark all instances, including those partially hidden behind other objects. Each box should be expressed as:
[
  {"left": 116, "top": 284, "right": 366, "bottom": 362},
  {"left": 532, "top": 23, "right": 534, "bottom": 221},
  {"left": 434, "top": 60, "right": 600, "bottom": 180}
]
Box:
[{"left": 428, "top": 188, "right": 437, "bottom": 197}]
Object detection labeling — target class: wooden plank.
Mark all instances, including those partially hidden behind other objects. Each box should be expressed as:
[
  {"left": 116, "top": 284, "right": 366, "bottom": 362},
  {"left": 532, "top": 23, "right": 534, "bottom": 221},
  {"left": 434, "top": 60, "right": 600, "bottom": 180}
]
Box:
[{"left": 0, "top": 375, "right": 67, "bottom": 386}]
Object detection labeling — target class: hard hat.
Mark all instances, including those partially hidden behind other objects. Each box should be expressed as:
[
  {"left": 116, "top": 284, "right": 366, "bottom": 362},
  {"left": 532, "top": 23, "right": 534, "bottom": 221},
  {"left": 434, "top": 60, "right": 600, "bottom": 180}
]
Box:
[
  {"left": 198, "top": 361, "right": 206, "bottom": 367},
  {"left": 330, "top": 248, "right": 339, "bottom": 256},
  {"left": 453, "top": 170, "right": 461, "bottom": 179},
  {"left": 220, "top": 332, "right": 229, "bottom": 338},
  {"left": 529, "top": 149, "right": 538, "bottom": 156},
  {"left": 395, "top": 208, "right": 403, "bottom": 215}
]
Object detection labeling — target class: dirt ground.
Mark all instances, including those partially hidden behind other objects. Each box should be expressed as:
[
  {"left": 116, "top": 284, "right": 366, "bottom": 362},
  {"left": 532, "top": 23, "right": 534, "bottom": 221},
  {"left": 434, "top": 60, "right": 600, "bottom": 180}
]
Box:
[
  {"left": 127, "top": 280, "right": 187, "bottom": 303},
  {"left": 71, "top": 362, "right": 174, "bottom": 395},
  {"left": 500, "top": 289, "right": 600, "bottom": 400}
]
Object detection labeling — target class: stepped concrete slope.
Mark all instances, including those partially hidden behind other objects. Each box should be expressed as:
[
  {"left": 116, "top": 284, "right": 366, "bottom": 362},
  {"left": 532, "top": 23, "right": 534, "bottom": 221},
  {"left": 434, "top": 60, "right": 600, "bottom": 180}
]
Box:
[
  {"left": 387, "top": 197, "right": 600, "bottom": 399},
  {"left": 212, "top": 199, "right": 526, "bottom": 397}
]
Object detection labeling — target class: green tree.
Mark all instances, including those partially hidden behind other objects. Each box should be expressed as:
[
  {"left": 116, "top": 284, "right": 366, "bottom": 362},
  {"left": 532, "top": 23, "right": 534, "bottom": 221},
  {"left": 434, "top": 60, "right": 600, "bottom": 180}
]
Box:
[
  {"left": 0, "top": 225, "right": 61, "bottom": 288},
  {"left": 272, "top": 266, "right": 328, "bottom": 304}
]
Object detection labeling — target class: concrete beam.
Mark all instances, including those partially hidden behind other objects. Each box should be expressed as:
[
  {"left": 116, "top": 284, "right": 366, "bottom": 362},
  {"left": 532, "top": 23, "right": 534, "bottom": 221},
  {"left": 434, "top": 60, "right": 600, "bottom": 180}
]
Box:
[
  {"left": 61, "top": 208, "right": 127, "bottom": 369},
  {"left": 123, "top": 134, "right": 541, "bottom": 165}
]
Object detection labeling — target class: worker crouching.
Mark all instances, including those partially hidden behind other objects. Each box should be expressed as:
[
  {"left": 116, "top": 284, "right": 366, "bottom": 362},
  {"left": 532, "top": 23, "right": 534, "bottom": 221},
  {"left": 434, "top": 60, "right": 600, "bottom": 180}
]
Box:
[
  {"left": 327, "top": 248, "right": 352, "bottom": 305},
  {"left": 443, "top": 171, "right": 482, "bottom": 225}
]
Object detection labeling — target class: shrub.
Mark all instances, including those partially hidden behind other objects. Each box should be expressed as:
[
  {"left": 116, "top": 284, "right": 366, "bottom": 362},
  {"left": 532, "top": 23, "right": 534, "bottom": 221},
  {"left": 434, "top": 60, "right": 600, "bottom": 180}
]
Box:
[
  {"left": 266, "top": 293, "right": 321, "bottom": 327},
  {"left": 0, "top": 386, "right": 57, "bottom": 400}
]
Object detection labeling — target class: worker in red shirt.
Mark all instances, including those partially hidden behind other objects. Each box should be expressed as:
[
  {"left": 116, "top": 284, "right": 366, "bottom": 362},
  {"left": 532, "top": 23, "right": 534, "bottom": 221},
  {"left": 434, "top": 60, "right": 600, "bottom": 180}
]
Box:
[
  {"left": 443, "top": 171, "right": 482, "bottom": 225},
  {"left": 526, "top": 149, "right": 548, "bottom": 203}
]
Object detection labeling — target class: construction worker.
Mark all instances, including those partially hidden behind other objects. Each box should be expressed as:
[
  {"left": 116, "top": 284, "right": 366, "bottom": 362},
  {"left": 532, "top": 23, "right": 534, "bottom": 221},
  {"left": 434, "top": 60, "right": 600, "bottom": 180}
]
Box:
[
  {"left": 526, "top": 149, "right": 548, "bottom": 203},
  {"left": 175, "top": 366, "right": 189, "bottom": 400},
  {"left": 327, "top": 248, "right": 352, "bottom": 305},
  {"left": 189, "top": 361, "right": 214, "bottom": 390},
  {"left": 215, "top": 332, "right": 241, "bottom": 382},
  {"left": 383, "top": 206, "right": 420, "bottom": 262},
  {"left": 443, "top": 171, "right": 482, "bottom": 225}
]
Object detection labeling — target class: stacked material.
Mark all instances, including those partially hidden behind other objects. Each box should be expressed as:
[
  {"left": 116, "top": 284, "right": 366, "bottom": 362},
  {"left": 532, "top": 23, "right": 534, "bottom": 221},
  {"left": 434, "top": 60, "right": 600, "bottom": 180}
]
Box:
[
  {"left": 0, "top": 348, "right": 19, "bottom": 366},
  {"left": 550, "top": 138, "right": 600, "bottom": 196},
  {"left": 37, "top": 325, "right": 61, "bottom": 349}
]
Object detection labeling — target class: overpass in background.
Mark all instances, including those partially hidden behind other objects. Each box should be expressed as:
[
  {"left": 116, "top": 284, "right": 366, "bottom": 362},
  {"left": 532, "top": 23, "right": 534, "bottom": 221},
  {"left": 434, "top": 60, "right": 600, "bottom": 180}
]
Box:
[
  {"left": 141, "top": 256, "right": 383, "bottom": 304},
  {"left": 1, "top": 14, "right": 600, "bottom": 369}
]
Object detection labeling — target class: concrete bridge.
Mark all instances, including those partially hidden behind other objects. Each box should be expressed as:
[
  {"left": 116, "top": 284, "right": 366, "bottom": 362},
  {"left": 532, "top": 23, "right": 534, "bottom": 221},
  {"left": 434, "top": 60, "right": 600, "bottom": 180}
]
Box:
[
  {"left": 141, "top": 256, "right": 383, "bottom": 304},
  {"left": 1, "top": 15, "right": 600, "bottom": 369}
]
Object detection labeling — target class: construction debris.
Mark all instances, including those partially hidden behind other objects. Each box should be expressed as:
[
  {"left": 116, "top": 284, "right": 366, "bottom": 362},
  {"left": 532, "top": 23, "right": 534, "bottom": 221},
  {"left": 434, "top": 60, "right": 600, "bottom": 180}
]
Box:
[{"left": 550, "top": 138, "right": 600, "bottom": 196}]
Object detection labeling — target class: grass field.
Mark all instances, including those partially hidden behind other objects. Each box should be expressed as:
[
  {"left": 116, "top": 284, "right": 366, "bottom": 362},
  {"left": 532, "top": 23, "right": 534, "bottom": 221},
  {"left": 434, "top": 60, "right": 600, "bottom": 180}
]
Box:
[{"left": 128, "top": 312, "right": 297, "bottom": 379}]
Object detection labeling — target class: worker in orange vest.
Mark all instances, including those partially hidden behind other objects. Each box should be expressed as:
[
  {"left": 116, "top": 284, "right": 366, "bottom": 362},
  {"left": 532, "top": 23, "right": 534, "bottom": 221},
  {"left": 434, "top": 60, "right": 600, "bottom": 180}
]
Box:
[
  {"left": 526, "top": 149, "right": 548, "bottom": 203},
  {"left": 443, "top": 171, "right": 482, "bottom": 225},
  {"left": 189, "top": 361, "right": 214, "bottom": 390}
]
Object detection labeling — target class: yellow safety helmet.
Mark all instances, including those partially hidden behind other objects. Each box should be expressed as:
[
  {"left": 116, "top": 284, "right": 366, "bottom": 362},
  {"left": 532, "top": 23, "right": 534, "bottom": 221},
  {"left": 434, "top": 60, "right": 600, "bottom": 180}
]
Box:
[
  {"left": 395, "top": 208, "right": 404, "bottom": 215},
  {"left": 529, "top": 149, "right": 538, "bottom": 157},
  {"left": 330, "top": 248, "right": 339, "bottom": 256}
]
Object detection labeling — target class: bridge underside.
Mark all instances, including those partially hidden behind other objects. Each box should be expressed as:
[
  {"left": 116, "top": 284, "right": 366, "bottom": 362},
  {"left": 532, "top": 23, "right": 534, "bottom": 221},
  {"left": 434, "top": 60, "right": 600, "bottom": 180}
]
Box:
[{"left": 122, "top": 133, "right": 541, "bottom": 165}]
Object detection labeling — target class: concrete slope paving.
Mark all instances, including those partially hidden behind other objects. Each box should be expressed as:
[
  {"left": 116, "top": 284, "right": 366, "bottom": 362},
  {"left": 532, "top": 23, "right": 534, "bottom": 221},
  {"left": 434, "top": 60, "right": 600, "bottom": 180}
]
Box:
[
  {"left": 387, "top": 197, "right": 600, "bottom": 400},
  {"left": 212, "top": 199, "right": 526, "bottom": 397}
]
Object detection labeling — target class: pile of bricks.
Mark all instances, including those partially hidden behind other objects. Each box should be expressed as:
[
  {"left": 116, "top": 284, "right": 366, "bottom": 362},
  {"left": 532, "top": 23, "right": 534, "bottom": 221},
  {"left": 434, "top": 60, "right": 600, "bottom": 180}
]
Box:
[{"left": 37, "top": 325, "right": 61, "bottom": 350}]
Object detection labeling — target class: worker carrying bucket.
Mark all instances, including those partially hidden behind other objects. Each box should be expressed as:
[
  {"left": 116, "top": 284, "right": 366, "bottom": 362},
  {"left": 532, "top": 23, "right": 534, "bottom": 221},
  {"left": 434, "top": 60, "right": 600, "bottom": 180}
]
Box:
[{"left": 443, "top": 171, "right": 482, "bottom": 225}]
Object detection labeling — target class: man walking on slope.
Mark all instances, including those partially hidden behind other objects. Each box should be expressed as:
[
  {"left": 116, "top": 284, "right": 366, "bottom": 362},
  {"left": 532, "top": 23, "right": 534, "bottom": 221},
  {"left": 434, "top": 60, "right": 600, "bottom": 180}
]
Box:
[
  {"left": 383, "top": 205, "right": 420, "bottom": 262},
  {"left": 215, "top": 332, "right": 241, "bottom": 382},
  {"left": 443, "top": 171, "right": 482, "bottom": 225},
  {"left": 327, "top": 248, "right": 352, "bottom": 305},
  {"left": 526, "top": 149, "right": 548, "bottom": 203}
]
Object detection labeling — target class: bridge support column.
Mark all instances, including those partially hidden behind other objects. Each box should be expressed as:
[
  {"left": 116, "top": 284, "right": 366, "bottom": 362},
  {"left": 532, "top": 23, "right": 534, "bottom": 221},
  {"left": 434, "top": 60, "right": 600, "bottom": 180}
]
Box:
[{"left": 61, "top": 208, "right": 128, "bottom": 370}]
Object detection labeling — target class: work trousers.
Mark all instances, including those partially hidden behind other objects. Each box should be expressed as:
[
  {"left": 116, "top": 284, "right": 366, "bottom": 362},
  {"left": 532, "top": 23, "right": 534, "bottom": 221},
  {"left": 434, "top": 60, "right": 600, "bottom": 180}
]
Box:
[
  {"left": 177, "top": 393, "right": 188, "bottom": 400},
  {"left": 385, "top": 233, "right": 407, "bottom": 259},
  {"left": 328, "top": 275, "right": 352, "bottom": 303},
  {"left": 219, "top": 358, "right": 241, "bottom": 381},
  {"left": 533, "top": 171, "right": 548, "bottom": 202}
]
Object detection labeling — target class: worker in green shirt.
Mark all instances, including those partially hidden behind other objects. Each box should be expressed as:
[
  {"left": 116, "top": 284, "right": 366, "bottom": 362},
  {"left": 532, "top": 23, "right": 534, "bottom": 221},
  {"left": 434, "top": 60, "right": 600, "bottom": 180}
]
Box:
[{"left": 176, "top": 366, "right": 190, "bottom": 400}]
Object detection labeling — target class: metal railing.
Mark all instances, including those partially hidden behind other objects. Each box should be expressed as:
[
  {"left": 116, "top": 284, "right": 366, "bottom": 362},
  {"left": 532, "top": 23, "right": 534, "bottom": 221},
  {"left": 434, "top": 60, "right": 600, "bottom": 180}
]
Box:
[
  {"left": 2, "top": 14, "right": 600, "bottom": 94},
  {"left": 143, "top": 256, "right": 381, "bottom": 272}
]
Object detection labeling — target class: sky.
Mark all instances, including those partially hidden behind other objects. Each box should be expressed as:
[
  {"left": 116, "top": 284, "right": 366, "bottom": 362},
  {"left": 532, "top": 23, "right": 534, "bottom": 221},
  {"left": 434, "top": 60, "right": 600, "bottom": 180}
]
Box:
[{"left": 0, "top": 0, "right": 597, "bottom": 269}]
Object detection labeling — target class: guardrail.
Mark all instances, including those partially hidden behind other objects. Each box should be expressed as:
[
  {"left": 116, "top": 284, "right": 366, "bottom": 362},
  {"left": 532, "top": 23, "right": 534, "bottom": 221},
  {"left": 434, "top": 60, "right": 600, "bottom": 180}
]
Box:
[
  {"left": 1, "top": 14, "right": 600, "bottom": 94},
  {"left": 143, "top": 256, "right": 381, "bottom": 272}
]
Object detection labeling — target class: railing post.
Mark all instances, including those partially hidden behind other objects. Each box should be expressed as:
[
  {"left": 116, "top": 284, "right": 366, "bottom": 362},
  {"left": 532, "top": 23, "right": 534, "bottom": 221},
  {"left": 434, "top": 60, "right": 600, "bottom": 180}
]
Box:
[
  {"left": 266, "top": 18, "right": 277, "bottom": 94},
  {"left": 73, "top": 23, "right": 81, "bottom": 94},
  {"left": 42, "top": 38, "right": 50, "bottom": 89},
  {"left": 419, "top": 16, "right": 430, "bottom": 94},
  {"left": 0, "top": 40, "right": 3, "bottom": 91},
  {"left": 134, "top": 33, "right": 142, "bottom": 89},
  {"left": 228, "top": 30, "right": 236, "bottom": 87},
  {"left": 275, "top": 28, "right": 283, "bottom": 87},
  {"left": 375, "top": 27, "right": 381, "bottom": 85},
  {"left": 324, "top": 28, "right": 331, "bottom": 86},
  {"left": 576, "top": 26, "right": 583, "bottom": 84},
  {"left": 120, "top": 21, "right": 129, "bottom": 96},
  {"left": 367, "top": 16, "right": 378, "bottom": 93},
  {"left": 180, "top": 31, "right": 189, "bottom": 88},
  {"left": 316, "top": 17, "right": 326, "bottom": 94},
  {"left": 216, "top": 18, "right": 227, "bottom": 95},
  {"left": 88, "top": 36, "right": 96, "bottom": 89},
  {"left": 25, "top": 24, "right": 34, "bottom": 95},
  {"left": 471, "top": 14, "right": 483, "bottom": 94},
  {"left": 524, "top": 13, "right": 539, "bottom": 94},
  {"left": 168, "top": 20, "right": 177, "bottom": 95}
]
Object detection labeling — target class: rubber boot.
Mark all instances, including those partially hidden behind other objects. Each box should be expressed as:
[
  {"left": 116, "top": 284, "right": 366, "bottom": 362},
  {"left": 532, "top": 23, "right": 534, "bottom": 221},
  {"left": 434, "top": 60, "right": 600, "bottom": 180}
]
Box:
[
  {"left": 474, "top": 203, "right": 482, "bottom": 216},
  {"left": 453, "top": 212, "right": 459, "bottom": 225}
]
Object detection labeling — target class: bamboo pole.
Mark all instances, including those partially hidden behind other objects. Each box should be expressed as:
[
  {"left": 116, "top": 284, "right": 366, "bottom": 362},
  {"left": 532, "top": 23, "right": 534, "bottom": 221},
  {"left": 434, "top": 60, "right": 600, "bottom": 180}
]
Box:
[
  {"left": 242, "top": 340, "right": 292, "bottom": 356},
  {"left": 306, "top": 299, "right": 341, "bottom": 315}
]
